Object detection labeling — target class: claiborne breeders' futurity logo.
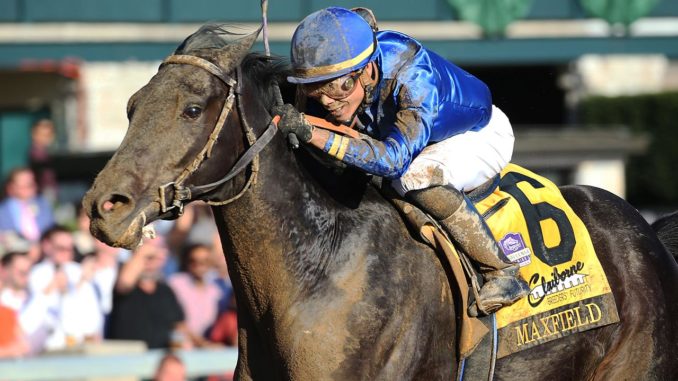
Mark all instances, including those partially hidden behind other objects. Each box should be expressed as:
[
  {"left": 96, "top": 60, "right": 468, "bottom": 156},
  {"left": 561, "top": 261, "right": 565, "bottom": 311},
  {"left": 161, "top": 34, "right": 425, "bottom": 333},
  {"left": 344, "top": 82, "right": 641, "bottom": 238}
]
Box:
[{"left": 527, "top": 261, "right": 587, "bottom": 307}]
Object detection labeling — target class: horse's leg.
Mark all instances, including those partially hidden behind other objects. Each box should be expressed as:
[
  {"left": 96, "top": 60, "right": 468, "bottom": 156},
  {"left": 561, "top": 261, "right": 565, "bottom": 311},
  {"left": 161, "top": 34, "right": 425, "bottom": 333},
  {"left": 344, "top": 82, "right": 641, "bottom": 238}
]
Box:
[{"left": 561, "top": 185, "right": 678, "bottom": 380}]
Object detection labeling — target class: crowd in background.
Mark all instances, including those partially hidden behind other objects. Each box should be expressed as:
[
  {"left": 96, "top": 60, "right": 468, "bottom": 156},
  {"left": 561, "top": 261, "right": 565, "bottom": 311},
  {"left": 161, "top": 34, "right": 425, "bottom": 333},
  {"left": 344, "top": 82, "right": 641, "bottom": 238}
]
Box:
[{"left": 0, "top": 120, "right": 238, "bottom": 360}]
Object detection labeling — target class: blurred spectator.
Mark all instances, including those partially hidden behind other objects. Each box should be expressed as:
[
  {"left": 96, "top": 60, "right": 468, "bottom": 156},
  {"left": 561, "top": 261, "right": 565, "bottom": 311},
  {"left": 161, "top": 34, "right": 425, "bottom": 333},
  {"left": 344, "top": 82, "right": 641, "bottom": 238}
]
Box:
[
  {"left": 0, "top": 252, "right": 32, "bottom": 311},
  {"left": 107, "top": 236, "right": 198, "bottom": 349},
  {"left": 72, "top": 205, "right": 121, "bottom": 325},
  {"left": 167, "top": 204, "right": 216, "bottom": 251},
  {"left": 28, "top": 226, "right": 102, "bottom": 352},
  {"left": 0, "top": 252, "right": 29, "bottom": 358},
  {"left": 164, "top": 203, "right": 217, "bottom": 278},
  {"left": 73, "top": 203, "right": 96, "bottom": 258},
  {"left": 168, "top": 244, "right": 222, "bottom": 346},
  {"left": 0, "top": 231, "right": 35, "bottom": 262},
  {"left": 153, "top": 352, "right": 186, "bottom": 381},
  {"left": 89, "top": 239, "right": 121, "bottom": 321},
  {"left": 208, "top": 293, "right": 238, "bottom": 348},
  {"left": 0, "top": 168, "right": 55, "bottom": 243},
  {"left": 0, "top": 304, "right": 29, "bottom": 358},
  {"left": 0, "top": 251, "right": 51, "bottom": 355},
  {"left": 205, "top": 231, "right": 237, "bottom": 348},
  {"left": 209, "top": 231, "right": 233, "bottom": 315},
  {"left": 28, "top": 119, "right": 58, "bottom": 202},
  {"left": 0, "top": 256, "right": 5, "bottom": 288}
]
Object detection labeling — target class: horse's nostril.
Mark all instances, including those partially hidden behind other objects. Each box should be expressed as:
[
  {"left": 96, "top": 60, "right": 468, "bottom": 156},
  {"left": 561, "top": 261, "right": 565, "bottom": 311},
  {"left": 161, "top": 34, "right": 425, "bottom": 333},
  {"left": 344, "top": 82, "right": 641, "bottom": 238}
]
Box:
[
  {"left": 102, "top": 200, "right": 115, "bottom": 212},
  {"left": 98, "top": 193, "right": 133, "bottom": 215}
]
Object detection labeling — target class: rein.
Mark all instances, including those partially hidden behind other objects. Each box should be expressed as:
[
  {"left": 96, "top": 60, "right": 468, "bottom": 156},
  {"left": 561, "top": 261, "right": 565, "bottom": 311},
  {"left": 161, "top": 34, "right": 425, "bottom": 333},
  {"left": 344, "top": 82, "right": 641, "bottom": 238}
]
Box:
[
  {"left": 158, "top": 54, "right": 278, "bottom": 217},
  {"left": 304, "top": 114, "right": 360, "bottom": 139}
]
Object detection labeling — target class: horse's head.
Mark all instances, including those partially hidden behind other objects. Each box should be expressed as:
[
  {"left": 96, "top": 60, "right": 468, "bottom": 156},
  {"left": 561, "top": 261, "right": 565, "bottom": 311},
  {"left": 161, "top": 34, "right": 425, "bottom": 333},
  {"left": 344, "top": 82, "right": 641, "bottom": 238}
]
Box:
[{"left": 83, "top": 25, "right": 269, "bottom": 248}]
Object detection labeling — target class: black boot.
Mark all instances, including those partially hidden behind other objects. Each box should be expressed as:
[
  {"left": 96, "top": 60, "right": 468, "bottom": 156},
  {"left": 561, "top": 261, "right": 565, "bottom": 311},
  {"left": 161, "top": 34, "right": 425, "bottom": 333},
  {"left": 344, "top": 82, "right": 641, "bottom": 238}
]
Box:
[{"left": 407, "top": 186, "right": 530, "bottom": 316}]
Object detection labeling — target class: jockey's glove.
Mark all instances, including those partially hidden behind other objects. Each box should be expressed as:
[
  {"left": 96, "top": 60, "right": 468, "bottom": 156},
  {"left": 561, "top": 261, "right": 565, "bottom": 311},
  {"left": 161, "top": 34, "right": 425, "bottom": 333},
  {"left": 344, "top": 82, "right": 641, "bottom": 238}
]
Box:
[{"left": 273, "top": 104, "right": 314, "bottom": 144}]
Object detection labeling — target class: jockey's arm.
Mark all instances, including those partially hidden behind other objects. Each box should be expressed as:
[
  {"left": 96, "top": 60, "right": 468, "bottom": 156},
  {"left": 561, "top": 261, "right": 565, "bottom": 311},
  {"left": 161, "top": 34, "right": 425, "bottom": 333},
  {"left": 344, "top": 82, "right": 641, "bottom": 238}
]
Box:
[
  {"left": 306, "top": 72, "right": 443, "bottom": 178},
  {"left": 306, "top": 63, "right": 437, "bottom": 177},
  {"left": 306, "top": 57, "right": 492, "bottom": 178},
  {"left": 307, "top": 106, "right": 429, "bottom": 178}
]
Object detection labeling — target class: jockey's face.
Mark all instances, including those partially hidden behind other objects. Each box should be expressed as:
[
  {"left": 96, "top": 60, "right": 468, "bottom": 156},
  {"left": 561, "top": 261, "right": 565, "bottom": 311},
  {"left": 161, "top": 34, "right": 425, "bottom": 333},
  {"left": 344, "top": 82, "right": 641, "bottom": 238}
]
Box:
[{"left": 306, "top": 63, "right": 372, "bottom": 124}]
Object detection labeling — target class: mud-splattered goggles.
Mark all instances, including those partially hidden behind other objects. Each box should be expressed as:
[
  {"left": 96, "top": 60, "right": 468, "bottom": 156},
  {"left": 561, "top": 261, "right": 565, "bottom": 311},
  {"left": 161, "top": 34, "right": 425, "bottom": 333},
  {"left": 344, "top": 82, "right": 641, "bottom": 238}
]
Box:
[{"left": 302, "top": 70, "right": 364, "bottom": 100}]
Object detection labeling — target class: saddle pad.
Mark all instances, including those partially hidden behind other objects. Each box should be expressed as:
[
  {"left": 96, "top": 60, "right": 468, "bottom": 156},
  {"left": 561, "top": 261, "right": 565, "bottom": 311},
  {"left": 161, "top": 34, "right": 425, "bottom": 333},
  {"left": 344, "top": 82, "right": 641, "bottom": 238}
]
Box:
[{"left": 473, "top": 164, "right": 620, "bottom": 358}]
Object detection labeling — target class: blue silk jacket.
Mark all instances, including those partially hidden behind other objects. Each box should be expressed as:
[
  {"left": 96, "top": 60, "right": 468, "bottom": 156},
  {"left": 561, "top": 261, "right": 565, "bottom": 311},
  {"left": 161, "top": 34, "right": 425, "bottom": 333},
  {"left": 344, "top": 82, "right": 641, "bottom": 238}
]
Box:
[{"left": 318, "top": 30, "right": 493, "bottom": 179}]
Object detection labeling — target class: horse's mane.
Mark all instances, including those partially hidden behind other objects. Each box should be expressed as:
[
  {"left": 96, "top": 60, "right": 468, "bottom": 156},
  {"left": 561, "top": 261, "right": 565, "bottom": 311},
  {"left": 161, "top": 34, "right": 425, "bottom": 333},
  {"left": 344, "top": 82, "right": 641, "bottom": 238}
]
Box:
[{"left": 241, "top": 53, "right": 293, "bottom": 108}]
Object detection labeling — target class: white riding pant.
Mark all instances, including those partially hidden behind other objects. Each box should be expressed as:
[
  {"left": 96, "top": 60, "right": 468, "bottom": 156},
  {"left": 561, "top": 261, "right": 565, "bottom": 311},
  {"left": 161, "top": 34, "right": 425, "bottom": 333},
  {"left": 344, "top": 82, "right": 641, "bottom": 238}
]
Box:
[{"left": 392, "top": 105, "right": 514, "bottom": 196}]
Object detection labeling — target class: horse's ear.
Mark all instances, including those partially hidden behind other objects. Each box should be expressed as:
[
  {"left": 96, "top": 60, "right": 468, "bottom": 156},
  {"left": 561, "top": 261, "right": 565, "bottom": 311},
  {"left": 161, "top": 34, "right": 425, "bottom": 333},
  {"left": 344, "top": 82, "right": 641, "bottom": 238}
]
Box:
[{"left": 216, "top": 27, "right": 261, "bottom": 69}]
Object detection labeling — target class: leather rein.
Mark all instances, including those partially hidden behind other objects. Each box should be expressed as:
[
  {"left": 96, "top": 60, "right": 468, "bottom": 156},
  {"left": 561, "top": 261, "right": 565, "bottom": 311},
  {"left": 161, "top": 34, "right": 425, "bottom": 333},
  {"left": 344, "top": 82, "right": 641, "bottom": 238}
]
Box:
[{"left": 157, "top": 54, "right": 278, "bottom": 218}]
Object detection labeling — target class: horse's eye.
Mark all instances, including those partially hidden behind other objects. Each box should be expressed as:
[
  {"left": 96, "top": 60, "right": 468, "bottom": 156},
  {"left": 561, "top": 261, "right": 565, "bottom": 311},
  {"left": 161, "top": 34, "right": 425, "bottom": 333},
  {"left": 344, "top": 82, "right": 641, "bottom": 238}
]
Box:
[{"left": 182, "top": 106, "right": 203, "bottom": 119}]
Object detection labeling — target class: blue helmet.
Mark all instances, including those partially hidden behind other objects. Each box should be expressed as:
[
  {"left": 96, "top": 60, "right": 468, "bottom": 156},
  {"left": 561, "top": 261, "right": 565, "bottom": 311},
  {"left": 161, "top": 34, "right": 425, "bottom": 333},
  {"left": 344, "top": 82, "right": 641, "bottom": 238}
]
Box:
[{"left": 287, "top": 7, "right": 378, "bottom": 84}]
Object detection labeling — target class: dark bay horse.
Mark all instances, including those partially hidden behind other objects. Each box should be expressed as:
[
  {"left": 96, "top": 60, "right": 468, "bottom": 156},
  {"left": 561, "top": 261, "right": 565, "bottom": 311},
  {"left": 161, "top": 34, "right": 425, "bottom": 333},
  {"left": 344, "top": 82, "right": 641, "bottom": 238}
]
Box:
[
  {"left": 653, "top": 212, "right": 678, "bottom": 261},
  {"left": 83, "top": 26, "right": 678, "bottom": 380}
]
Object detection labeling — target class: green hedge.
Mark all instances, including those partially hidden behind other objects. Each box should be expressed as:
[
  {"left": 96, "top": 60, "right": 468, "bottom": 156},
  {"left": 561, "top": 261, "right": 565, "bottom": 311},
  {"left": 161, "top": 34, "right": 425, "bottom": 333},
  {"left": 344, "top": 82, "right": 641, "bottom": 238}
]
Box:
[{"left": 579, "top": 91, "right": 678, "bottom": 207}]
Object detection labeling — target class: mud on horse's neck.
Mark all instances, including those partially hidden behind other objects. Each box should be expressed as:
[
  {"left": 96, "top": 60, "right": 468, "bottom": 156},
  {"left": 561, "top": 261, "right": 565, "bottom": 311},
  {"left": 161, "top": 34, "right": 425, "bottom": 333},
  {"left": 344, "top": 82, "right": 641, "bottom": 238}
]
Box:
[{"left": 213, "top": 129, "right": 363, "bottom": 312}]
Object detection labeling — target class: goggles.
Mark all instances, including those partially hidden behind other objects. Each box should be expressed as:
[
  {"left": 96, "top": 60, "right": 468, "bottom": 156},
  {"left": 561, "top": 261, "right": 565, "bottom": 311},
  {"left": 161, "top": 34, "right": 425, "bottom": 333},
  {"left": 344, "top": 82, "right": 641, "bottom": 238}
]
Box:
[{"left": 302, "top": 69, "right": 363, "bottom": 100}]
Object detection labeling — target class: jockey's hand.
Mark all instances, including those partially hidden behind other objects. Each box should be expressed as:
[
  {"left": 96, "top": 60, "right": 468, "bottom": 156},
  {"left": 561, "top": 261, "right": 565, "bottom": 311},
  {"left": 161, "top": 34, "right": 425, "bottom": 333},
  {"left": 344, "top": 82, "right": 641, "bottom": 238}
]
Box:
[{"left": 273, "top": 104, "right": 314, "bottom": 147}]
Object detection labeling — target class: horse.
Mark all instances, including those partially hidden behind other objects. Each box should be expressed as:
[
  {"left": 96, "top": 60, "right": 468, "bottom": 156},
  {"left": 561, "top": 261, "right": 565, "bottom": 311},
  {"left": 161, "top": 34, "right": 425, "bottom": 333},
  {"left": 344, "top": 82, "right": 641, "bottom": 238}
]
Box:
[
  {"left": 82, "top": 26, "right": 678, "bottom": 380},
  {"left": 653, "top": 212, "right": 678, "bottom": 262}
]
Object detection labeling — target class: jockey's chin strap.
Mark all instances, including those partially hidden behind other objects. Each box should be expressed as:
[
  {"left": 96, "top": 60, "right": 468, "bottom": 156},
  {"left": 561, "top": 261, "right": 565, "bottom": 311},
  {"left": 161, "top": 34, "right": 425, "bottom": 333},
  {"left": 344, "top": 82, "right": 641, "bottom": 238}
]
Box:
[{"left": 157, "top": 54, "right": 278, "bottom": 218}]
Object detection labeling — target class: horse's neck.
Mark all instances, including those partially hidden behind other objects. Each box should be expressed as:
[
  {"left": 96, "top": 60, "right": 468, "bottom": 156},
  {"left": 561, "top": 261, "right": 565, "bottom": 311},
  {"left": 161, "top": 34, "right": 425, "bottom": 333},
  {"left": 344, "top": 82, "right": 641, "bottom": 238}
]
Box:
[{"left": 214, "top": 135, "right": 365, "bottom": 314}]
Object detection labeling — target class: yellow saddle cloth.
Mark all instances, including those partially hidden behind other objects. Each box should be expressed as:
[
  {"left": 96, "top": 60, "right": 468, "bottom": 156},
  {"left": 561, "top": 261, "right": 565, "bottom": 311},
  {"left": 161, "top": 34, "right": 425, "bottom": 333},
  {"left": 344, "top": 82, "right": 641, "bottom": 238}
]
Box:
[{"left": 473, "top": 164, "right": 619, "bottom": 358}]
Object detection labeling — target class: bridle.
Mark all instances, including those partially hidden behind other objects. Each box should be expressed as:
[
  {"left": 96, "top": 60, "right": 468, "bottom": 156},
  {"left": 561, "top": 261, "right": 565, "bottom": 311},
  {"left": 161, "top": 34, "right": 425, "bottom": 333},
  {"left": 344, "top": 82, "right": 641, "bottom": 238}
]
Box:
[{"left": 157, "top": 54, "right": 278, "bottom": 218}]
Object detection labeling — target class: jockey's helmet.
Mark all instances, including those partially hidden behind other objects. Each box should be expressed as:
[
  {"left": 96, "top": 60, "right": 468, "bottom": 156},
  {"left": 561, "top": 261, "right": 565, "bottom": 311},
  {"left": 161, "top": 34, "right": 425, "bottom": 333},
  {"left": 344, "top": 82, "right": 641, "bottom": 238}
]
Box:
[{"left": 287, "top": 7, "right": 378, "bottom": 84}]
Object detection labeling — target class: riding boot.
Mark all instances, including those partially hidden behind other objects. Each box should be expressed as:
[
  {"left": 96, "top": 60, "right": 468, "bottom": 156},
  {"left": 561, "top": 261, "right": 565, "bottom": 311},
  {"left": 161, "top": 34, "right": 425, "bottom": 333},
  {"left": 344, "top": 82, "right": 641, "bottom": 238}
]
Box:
[{"left": 407, "top": 185, "right": 530, "bottom": 316}]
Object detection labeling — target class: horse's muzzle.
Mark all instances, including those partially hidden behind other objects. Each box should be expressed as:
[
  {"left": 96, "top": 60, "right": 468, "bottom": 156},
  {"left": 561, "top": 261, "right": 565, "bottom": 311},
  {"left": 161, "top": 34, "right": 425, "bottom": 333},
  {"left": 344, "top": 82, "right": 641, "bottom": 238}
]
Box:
[{"left": 82, "top": 188, "right": 151, "bottom": 249}]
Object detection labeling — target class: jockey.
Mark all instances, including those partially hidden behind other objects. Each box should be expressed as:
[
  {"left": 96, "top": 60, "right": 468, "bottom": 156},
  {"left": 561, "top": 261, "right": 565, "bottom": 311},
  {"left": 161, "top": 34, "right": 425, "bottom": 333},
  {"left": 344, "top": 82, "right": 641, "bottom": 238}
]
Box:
[{"left": 274, "top": 6, "right": 529, "bottom": 315}]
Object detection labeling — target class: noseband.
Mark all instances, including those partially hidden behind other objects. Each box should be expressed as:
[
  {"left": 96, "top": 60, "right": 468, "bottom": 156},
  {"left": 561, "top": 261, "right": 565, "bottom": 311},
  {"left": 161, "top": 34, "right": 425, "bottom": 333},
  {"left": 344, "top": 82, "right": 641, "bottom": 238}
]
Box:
[{"left": 157, "top": 54, "right": 278, "bottom": 218}]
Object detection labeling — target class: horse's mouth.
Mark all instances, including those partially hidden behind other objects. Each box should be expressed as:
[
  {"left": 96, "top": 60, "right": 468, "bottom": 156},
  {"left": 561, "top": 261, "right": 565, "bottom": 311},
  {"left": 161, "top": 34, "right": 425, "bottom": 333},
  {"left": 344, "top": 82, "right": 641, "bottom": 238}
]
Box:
[
  {"left": 89, "top": 210, "right": 145, "bottom": 249},
  {"left": 85, "top": 194, "right": 164, "bottom": 249}
]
